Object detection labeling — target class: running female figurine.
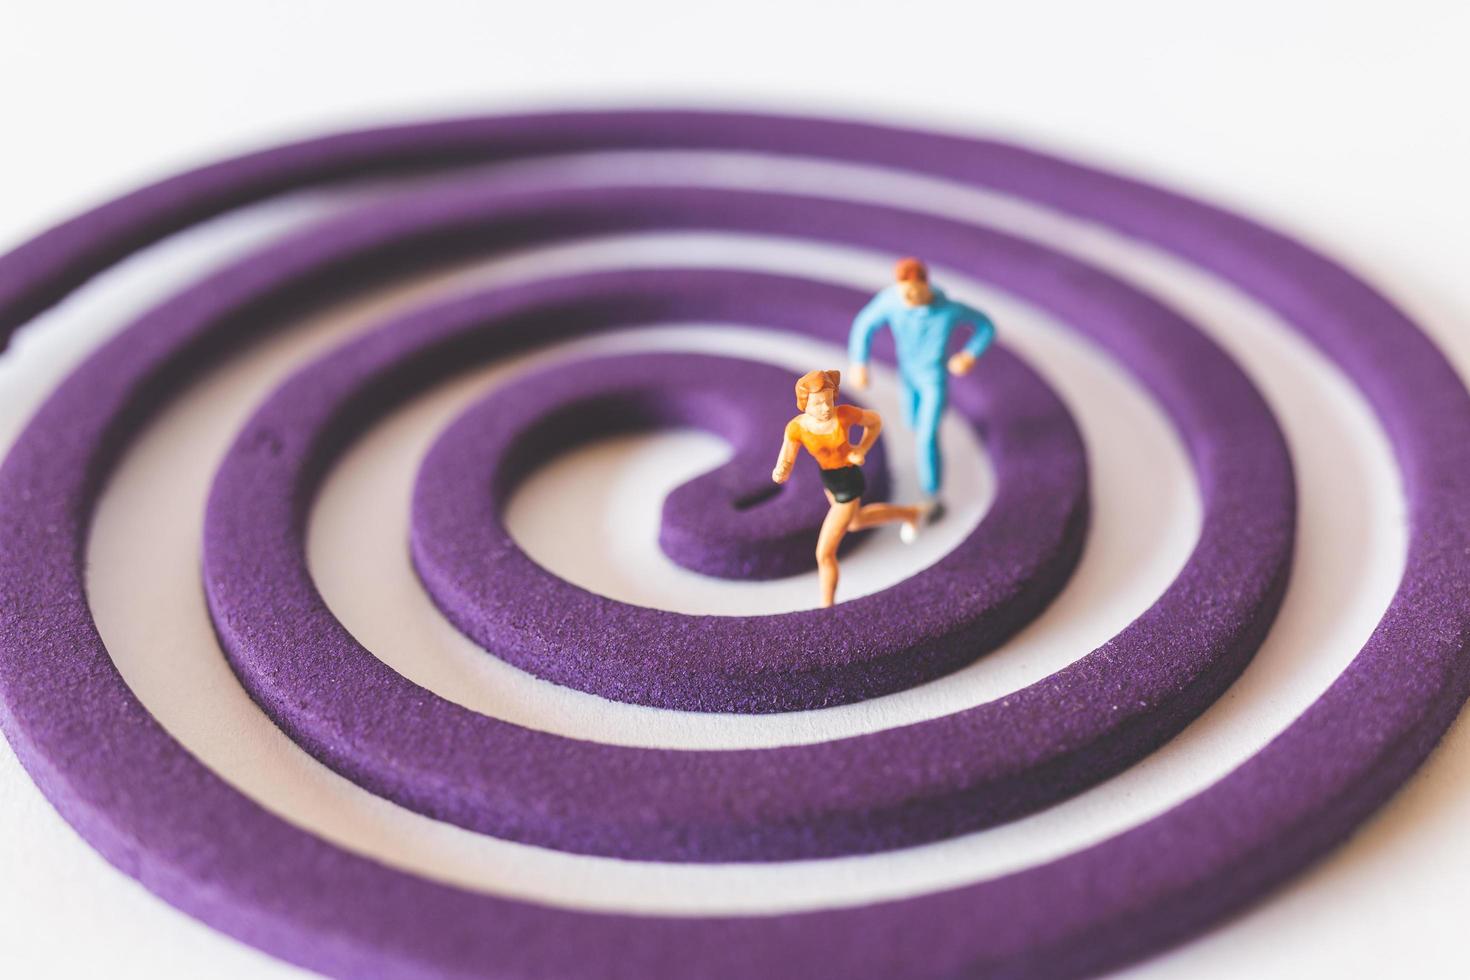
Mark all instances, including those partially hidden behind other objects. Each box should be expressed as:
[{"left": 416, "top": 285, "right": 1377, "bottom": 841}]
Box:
[{"left": 772, "top": 369, "right": 930, "bottom": 607}]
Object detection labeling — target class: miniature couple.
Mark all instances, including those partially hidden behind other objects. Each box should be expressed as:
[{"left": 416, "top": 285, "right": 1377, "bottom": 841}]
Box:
[{"left": 773, "top": 258, "right": 997, "bottom": 607}]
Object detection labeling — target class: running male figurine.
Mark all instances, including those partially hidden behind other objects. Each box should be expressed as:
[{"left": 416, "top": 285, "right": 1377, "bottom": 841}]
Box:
[{"left": 847, "top": 258, "right": 996, "bottom": 509}]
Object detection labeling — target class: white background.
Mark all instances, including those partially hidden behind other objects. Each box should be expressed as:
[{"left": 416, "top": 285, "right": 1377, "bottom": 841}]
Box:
[{"left": 2, "top": 2, "right": 1470, "bottom": 977}]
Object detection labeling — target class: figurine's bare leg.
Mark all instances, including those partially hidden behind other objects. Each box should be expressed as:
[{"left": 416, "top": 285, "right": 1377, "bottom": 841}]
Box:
[
  {"left": 847, "top": 502, "right": 923, "bottom": 531},
  {"left": 816, "top": 494, "right": 860, "bottom": 608}
]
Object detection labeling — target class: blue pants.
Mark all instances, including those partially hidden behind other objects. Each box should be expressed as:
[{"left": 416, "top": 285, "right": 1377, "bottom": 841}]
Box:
[{"left": 900, "top": 374, "right": 947, "bottom": 497}]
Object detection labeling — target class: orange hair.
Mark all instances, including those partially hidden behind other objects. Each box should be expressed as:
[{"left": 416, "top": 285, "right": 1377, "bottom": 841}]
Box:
[
  {"left": 894, "top": 257, "right": 928, "bottom": 283},
  {"left": 795, "top": 369, "right": 841, "bottom": 410}
]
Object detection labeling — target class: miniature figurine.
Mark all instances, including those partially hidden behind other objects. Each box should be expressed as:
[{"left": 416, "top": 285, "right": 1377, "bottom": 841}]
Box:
[
  {"left": 773, "top": 369, "right": 930, "bottom": 608},
  {"left": 847, "top": 258, "right": 996, "bottom": 509}
]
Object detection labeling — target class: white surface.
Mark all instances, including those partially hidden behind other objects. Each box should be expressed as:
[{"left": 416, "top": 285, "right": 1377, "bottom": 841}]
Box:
[{"left": 2, "top": 2, "right": 1469, "bottom": 977}]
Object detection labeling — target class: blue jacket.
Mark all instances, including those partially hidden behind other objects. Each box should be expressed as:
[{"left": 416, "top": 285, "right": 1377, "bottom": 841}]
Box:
[{"left": 848, "top": 286, "right": 995, "bottom": 382}]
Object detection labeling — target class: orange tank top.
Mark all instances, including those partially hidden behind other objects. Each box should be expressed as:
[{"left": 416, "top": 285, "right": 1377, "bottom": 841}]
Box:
[{"left": 786, "top": 404, "right": 864, "bottom": 470}]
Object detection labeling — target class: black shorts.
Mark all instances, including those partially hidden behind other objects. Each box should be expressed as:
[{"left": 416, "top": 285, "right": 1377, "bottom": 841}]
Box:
[{"left": 819, "top": 465, "right": 866, "bottom": 503}]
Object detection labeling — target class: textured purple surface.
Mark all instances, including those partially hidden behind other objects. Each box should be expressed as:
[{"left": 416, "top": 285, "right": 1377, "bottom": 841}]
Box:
[
  {"left": 459, "top": 352, "right": 893, "bottom": 584},
  {"left": 300, "top": 285, "right": 1078, "bottom": 714},
  {"left": 192, "top": 187, "right": 1282, "bottom": 861},
  {"left": 415, "top": 350, "right": 891, "bottom": 585},
  {"left": 411, "top": 344, "right": 1067, "bottom": 711},
  {"left": 422, "top": 351, "right": 892, "bottom": 585},
  {"left": 0, "top": 109, "right": 1462, "bottom": 980},
  {"left": 200, "top": 268, "right": 1091, "bottom": 850}
]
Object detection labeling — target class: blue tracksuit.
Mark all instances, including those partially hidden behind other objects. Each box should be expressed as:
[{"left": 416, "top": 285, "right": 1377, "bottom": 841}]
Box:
[{"left": 848, "top": 286, "right": 995, "bottom": 496}]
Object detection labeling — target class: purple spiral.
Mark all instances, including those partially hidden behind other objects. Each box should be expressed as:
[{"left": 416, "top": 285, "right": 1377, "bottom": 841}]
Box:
[{"left": 0, "top": 109, "right": 1464, "bottom": 979}]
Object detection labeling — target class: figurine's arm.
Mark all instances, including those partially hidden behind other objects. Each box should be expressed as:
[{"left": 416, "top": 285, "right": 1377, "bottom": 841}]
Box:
[
  {"left": 772, "top": 427, "right": 801, "bottom": 484},
  {"left": 847, "top": 293, "right": 889, "bottom": 390},
  {"left": 948, "top": 304, "right": 997, "bottom": 376},
  {"left": 847, "top": 409, "right": 883, "bottom": 466}
]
